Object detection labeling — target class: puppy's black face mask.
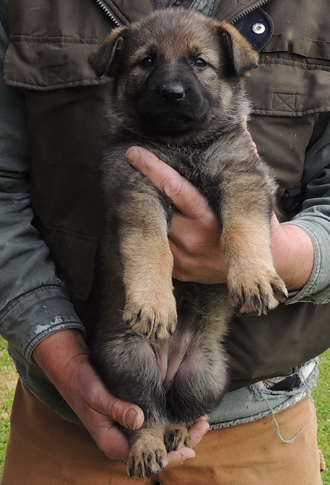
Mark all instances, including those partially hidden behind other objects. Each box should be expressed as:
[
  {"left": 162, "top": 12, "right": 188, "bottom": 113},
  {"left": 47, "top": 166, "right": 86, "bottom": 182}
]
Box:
[{"left": 128, "top": 54, "right": 215, "bottom": 136}]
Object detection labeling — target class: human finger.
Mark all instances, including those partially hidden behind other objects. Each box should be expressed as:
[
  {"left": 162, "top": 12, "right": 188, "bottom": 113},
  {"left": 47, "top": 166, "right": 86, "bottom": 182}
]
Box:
[
  {"left": 90, "top": 385, "right": 144, "bottom": 431},
  {"left": 166, "top": 417, "right": 209, "bottom": 469},
  {"left": 187, "top": 415, "right": 210, "bottom": 447}
]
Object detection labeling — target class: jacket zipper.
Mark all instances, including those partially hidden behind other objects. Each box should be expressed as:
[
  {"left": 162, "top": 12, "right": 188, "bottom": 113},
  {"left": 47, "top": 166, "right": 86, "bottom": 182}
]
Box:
[
  {"left": 93, "top": 0, "right": 122, "bottom": 27},
  {"left": 93, "top": 0, "right": 270, "bottom": 27},
  {"left": 231, "top": 0, "right": 270, "bottom": 23}
]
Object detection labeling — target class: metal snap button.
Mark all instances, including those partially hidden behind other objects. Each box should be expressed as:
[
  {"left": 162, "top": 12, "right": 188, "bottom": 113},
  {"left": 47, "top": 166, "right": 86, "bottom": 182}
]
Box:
[{"left": 252, "top": 23, "right": 266, "bottom": 34}]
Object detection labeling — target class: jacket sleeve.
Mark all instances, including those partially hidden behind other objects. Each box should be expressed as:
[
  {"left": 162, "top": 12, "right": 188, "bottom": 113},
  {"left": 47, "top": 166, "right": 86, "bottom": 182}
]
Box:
[
  {"left": 284, "top": 116, "right": 330, "bottom": 305},
  {"left": 0, "top": 2, "right": 85, "bottom": 363}
]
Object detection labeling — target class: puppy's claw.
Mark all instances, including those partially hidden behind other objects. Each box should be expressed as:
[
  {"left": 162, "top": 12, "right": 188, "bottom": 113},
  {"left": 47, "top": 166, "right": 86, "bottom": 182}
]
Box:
[
  {"left": 128, "top": 457, "right": 135, "bottom": 478},
  {"left": 143, "top": 319, "right": 152, "bottom": 336},
  {"left": 155, "top": 323, "right": 162, "bottom": 339},
  {"left": 273, "top": 285, "right": 289, "bottom": 303}
]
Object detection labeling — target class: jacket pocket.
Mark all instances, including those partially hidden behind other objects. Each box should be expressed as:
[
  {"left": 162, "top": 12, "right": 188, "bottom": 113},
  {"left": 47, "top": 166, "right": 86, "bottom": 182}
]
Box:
[
  {"left": 4, "top": 36, "right": 110, "bottom": 91},
  {"left": 3, "top": 0, "right": 120, "bottom": 91},
  {"left": 246, "top": 3, "right": 330, "bottom": 117},
  {"left": 247, "top": 51, "right": 330, "bottom": 117}
]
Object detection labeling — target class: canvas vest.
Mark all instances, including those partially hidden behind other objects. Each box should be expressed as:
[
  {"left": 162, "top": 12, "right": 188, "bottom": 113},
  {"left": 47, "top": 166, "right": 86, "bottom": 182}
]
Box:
[{"left": 4, "top": 0, "right": 330, "bottom": 390}]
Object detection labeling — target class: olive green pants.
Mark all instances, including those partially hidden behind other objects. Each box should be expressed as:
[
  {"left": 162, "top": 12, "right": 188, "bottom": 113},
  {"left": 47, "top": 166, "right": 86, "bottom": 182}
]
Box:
[{"left": 0, "top": 380, "right": 324, "bottom": 485}]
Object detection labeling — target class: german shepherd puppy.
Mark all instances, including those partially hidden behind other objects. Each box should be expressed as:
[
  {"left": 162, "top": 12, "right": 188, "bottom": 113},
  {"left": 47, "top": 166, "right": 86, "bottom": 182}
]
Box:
[{"left": 89, "top": 9, "right": 287, "bottom": 478}]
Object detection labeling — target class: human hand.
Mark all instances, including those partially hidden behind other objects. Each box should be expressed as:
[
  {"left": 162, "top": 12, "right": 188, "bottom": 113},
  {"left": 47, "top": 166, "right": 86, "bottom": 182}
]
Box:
[
  {"left": 33, "top": 329, "right": 142, "bottom": 461},
  {"left": 126, "top": 146, "right": 227, "bottom": 284},
  {"left": 33, "top": 329, "right": 209, "bottom": 465}
]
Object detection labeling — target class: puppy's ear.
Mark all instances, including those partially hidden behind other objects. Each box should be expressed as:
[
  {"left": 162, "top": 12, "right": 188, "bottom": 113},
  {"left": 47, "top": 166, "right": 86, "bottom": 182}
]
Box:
[
  {"left": 218, "top": 22, "right": 259, "bottom": 76},
  {"left": 89, "top": 28, "right": 127, "bottom": 77}
]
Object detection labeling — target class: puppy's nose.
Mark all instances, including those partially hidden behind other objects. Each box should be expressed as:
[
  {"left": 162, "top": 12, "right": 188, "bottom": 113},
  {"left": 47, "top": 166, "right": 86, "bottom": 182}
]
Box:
[{"left": 160, "top": 83, "right": 185, "bottom": 103}]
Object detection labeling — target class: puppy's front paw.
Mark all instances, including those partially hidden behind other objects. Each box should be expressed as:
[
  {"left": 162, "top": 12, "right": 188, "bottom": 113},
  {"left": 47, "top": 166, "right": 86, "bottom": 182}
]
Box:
[
  {"left": 123, "top": 291, "right": 177, "bottom": 339},
  {"left": 127, "top": 441, "right": 168, "bottom": 478},
  {"left": 228, "top": 265, "right": 288, "bottom": 315},
  {"left": 165, "top": 424, "right": 192, "bottom": 452}
]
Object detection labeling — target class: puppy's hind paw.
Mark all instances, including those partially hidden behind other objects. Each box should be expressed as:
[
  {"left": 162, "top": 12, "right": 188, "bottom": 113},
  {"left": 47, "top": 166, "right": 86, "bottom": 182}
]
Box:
[
  {"left": 127, "top": 444, "right": 168, "bottom": 478},
  {"left": 165, "top": 424, "right": 192, "bottom": 452}
]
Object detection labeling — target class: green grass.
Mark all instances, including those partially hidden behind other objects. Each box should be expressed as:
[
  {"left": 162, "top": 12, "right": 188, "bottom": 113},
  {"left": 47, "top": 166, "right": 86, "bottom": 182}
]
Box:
[
  {"left": 314, "top": 350, "right": 330, "bottom": 484},
  {"left": 0, "top": 337, "right": 17, "bottom": 468},
  {"left": 0, "top": 336, "right": 329, "bottom": 481}
]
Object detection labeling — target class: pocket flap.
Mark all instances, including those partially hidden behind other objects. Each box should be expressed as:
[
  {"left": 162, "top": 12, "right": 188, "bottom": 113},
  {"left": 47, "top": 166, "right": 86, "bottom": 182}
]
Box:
[
  {"left": 263, "top": 34, "right": 330, "bottom": 61},
  {"left": 4, "top": 38, "right": 109, "bottom": 91}
]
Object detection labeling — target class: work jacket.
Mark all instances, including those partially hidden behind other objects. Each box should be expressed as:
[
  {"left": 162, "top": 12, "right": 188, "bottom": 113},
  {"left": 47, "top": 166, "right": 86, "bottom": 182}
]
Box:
[{"left": 2, "top": 0, "right": 330, "bottom": 416}]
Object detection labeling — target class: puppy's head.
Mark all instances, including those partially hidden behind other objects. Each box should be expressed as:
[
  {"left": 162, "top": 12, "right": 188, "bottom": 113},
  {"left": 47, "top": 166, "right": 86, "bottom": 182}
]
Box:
[{"left": 89, "top": 9, "right": 258, "bottom": 142}]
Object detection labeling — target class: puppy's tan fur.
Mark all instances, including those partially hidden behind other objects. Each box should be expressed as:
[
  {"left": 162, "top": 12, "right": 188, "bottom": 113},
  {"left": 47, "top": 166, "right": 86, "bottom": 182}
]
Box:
[{"left": 89, "top": 9, "right": 287, "bottom": 478}]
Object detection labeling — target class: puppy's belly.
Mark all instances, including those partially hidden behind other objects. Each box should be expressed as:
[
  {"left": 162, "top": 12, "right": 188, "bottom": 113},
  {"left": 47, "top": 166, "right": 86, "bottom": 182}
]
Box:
[{"left": 151, "top": 328, "right": 193, "bottom": 390}]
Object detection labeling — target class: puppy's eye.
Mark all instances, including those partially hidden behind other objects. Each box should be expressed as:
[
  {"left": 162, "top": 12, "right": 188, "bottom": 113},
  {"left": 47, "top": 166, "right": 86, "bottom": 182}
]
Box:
[
  {"left": 140, "top": 56, "right": 154, "bottom": 68},
  {"left": 194, "top": 57, "right": 208, "bottom": 69}
]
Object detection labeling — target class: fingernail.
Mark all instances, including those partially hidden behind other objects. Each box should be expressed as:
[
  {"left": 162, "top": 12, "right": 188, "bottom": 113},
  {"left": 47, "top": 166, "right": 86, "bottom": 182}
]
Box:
[
  {"left": 185, "top": 456, "right": 195, "bottom": 462},
  {"left": 126, "top": 147, "right": 140, "bottom": 164},
  {"left": 125, "top": 409, "right": 138, "bottom": 430}
]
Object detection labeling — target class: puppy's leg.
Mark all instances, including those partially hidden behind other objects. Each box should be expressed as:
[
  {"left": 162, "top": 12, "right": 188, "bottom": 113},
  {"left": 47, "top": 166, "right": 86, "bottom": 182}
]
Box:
[
  {"left": 91, "top": 333, "right": 169, "bottom": 478},
  {"left": 166, "top": 285, "right": 231, "bottom": 428},
  {"left": 222, "top": 213, "right": 287, "bottom": 314},
  {"left": 118, "top": 187, "right": 177, "bottom": 339},
  {"left": 219, "top": 166, "right": 287, "bottom": 314}
]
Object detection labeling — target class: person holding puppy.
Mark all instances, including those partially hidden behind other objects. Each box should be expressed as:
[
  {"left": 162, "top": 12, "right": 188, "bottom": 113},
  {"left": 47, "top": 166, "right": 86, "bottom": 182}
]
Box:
[{"left": 0, "top": 0, "right": 329, "bottom": 484}]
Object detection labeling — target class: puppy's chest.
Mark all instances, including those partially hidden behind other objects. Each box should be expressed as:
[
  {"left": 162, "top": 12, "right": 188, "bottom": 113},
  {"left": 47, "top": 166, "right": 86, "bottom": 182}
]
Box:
[{"left": 155, "top": 146, "right": 222, "bottom": 199}]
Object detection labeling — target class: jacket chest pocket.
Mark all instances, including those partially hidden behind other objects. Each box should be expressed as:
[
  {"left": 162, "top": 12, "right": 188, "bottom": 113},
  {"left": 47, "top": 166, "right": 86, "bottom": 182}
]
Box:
[
  {"left": 244, "top": 2, "right": 330, "bottom": 221},
  {"left": 247, "top": 0, "right": 330, "bottom": 117}
]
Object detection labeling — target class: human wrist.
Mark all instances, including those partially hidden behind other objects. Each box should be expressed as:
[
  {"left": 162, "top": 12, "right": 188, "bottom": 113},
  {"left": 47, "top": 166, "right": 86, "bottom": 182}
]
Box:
[
  {"left": 32, "top": 329, "right": 90, "bottom": 396},
  {"left": 272, "top": 222, "right": 314, "bottom": 292}
]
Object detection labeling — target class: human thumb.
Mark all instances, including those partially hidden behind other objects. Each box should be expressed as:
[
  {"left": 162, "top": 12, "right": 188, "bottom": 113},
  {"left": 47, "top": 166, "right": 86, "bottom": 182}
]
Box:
[{"left": 107, "top": 396, "right": 145, "bottom": 430}]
